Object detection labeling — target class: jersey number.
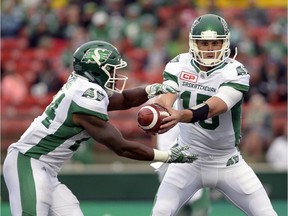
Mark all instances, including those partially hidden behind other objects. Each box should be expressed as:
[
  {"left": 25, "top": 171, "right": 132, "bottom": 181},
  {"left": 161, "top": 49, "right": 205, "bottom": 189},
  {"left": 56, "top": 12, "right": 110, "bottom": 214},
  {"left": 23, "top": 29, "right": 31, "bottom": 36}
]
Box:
[
  {"left": 42, "top": 93, "right": 65, "bottom": 128},
  {"left": 180, "top": 91, "right": 219, "bottom": 130}
]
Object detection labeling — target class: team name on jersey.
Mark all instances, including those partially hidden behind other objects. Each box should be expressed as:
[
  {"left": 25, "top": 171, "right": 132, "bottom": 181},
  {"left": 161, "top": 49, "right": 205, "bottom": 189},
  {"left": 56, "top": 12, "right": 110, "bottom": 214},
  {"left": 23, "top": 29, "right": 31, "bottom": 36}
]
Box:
[
  {"left": 180, "top": 71, "right": 216, "bottom": 93},
  {"left": 182, "top": 82, "right": 216, "bottom": 93}
]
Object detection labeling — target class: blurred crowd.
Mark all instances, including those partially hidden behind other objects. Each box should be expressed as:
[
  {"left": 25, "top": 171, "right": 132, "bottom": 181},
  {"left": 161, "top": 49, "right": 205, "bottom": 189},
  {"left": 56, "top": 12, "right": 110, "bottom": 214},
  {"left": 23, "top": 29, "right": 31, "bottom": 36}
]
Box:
[{"left": 1, "top": 0, "right": 287, "bottom": 167}]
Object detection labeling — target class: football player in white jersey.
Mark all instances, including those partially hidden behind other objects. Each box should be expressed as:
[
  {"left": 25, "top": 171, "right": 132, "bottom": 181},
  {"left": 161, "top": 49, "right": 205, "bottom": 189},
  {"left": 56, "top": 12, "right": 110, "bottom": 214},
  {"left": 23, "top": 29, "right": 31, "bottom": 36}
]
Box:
[
  {"left": 3, "top": 40, "right": 198, "bottom": 216},
  {"left": 151, "top": 14, "right": 277, "bottom": 216}
]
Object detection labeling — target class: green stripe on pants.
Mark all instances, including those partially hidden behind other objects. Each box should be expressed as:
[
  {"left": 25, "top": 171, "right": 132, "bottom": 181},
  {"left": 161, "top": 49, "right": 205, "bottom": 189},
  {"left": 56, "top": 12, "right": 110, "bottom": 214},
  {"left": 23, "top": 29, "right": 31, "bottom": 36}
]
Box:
[{"left": 17, "top": 153, "right": 37, "bottom": 216}]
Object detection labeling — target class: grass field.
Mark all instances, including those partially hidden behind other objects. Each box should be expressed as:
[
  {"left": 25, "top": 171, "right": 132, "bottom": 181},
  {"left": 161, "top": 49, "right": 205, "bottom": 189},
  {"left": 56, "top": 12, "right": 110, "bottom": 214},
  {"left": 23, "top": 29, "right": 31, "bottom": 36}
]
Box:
[{"left": 1, "top": 199, "right": 287, "bottom": 216}]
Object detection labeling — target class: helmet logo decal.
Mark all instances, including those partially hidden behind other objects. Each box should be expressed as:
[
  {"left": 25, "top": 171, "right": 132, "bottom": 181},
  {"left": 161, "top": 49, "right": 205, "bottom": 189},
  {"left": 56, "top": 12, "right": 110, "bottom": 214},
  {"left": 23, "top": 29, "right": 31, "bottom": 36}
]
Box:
[{"left": 81, "top": 48, "right": 112, "bottom": 65}]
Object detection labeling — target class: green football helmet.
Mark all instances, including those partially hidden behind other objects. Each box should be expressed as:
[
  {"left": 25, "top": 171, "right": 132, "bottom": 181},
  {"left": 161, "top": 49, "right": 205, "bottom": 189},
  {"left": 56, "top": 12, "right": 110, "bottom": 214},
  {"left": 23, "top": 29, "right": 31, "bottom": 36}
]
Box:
[
  {"left": 73, "top": 40, "right": 128, "bottom": 96},
  {"left": 189, "top": 14, "right": 231, "bottom": 67}
]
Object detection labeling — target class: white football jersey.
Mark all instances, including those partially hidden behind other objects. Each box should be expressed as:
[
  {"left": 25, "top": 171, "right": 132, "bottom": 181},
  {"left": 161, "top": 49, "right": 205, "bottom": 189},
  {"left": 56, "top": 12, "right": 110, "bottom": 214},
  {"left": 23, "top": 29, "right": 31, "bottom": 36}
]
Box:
[
  {"left": 163, "top": 53, "right": 250, "bottom": 156},
  {"left": 8, "top": 73, "right": 110, "bottom": 173}
]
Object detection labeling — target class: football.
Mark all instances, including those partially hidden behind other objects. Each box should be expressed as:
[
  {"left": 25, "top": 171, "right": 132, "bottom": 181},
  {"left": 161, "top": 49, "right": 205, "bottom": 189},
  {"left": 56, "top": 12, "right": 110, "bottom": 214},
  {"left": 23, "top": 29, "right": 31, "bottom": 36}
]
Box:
[{"left": 137, "top": 103, "right": 170, "bottom": 134}]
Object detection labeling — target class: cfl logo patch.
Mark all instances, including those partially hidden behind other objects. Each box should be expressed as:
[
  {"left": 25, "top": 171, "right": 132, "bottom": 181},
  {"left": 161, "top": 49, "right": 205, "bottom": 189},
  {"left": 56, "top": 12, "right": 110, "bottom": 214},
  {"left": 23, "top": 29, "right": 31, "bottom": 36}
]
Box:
[{"left": 180, "top": 72, "right": 198, "bottom": 83}]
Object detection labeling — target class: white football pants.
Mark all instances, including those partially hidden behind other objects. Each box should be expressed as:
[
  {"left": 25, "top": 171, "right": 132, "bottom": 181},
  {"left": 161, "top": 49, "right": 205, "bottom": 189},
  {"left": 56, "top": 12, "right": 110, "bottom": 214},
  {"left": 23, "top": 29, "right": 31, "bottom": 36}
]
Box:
[
  {"left": 151, "top": 151, "right": 277, "bottom": 216},
  {"left": 3, "top": 149, "right": 83, "bottom": 216}
]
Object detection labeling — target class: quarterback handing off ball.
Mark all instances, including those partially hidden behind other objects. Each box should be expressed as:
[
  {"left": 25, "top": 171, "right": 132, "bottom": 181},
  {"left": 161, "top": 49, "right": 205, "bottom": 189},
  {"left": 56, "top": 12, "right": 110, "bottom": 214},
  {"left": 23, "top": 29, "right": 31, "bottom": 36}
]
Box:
[{"left": 137, "top": 103, "right": 170, "bottom": 134}]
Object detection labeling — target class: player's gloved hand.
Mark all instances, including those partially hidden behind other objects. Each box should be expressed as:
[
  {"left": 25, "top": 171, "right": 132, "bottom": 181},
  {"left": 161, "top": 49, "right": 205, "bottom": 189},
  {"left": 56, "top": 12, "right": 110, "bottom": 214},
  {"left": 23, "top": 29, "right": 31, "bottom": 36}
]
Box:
[
  {"left": 166, "top": 145, "right": 198, "bottom": 163},
  {"left": 145, "top": 83, "right": 179, "bottom": 99}
]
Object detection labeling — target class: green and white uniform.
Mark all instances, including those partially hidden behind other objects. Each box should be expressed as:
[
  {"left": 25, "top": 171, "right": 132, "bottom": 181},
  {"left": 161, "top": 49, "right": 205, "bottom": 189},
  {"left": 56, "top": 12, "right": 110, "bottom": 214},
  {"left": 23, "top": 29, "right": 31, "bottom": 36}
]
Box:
[
  {"left": 3, "top": 73, "right": 109, "bottom": 216},
  {"left": 152, "top": 54, "right": 277, "bottom": 216},
  {"left": 166, "top": 53, "right": 249, "bottom": 156}
]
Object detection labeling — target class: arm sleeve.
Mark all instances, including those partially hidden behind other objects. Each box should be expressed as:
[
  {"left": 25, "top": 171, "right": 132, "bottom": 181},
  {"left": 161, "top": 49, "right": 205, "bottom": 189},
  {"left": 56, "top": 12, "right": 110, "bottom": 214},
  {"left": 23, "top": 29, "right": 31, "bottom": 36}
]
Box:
[{"left": 214, "top": 86, "right": 243, "bottom": 110}]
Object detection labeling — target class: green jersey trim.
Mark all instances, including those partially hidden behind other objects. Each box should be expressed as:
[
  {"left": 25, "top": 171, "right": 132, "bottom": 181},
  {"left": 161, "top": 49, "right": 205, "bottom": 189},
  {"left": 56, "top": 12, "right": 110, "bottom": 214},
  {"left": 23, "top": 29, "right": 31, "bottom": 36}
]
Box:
[
  {"left": 231, "top": 99, "right": 243, "bottom": 145},
  {"left": 24, "top": 101, "right": 108, "bottom": 159},
  {"left": 163, "top": 71, "right": 178, "bottom": 85},
  {"left": 191, "top": 60, "right": 227, "bottom": 76},
  {"left": 206, "top": 62, "right": 227, "bottom": 76},
  {"left": 69, "top": 137, "right": 91, "bottom": 151},
  {"left": 69, "top": 101, "right": 109, "bottom": 122},
  {"left": 191, "top": 60, "right": 200, "bottom": 73},
  {"left": 220, "top": 82, "right": 249, "bottom": 93}
]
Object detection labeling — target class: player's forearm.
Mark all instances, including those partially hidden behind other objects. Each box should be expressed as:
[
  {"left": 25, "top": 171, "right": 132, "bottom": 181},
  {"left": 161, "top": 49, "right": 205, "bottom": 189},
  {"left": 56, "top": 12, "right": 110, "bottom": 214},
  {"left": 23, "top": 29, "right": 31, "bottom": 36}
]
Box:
[
  {"left": 108, "top": 86, "right": 148, "bottom": 110},
  {"left": 154, "top": 93, "right": 177, "bottom": 108},
  {"left": 178, "top": 97, "right": 228, "bottom": 123},
  {"left": 114, "top": 142, "right": 155, "bottom": 161},
  {"left": 119, "top": 87, "right": 149, "bottom": 110},
  {"left": 178, "top": 109, "right": 197, "bottom": 123},
  {"left": 113, "top": 140, "right": 171, "bottom": 162}
]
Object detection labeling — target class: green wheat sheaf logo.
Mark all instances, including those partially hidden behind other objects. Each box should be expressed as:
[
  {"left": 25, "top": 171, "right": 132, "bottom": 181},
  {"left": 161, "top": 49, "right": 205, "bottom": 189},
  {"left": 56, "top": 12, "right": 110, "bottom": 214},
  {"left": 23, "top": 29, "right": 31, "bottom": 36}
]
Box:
[
  {"left": 236, "top": 66, "right": 248, "bottom": 76},
  {"left": 82, "top": 88, "right": 105, "bottom": 101},
  {"left": 81, "top": 48, "right": 112, "bottom": 64}
]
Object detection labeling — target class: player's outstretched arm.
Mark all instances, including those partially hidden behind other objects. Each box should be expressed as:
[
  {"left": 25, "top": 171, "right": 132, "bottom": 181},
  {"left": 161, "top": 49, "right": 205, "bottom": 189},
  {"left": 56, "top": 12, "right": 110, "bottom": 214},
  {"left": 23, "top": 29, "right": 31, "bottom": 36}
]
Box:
[
  {"left": 158, "top": 96, "right": 230, "bottom": 134},
  {"left": 73, "top": 113, "right": 196, "bottom": 163},
  {"left": 108, "top": 86, "right": 149, "bottom": 111}
]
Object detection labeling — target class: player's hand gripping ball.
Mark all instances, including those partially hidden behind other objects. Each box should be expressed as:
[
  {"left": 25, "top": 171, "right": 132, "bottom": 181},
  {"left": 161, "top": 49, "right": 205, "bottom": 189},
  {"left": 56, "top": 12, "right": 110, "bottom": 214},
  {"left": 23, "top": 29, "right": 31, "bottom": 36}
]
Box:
[{"left": 137, "top": 103, "right": 170, "bottom": 134}]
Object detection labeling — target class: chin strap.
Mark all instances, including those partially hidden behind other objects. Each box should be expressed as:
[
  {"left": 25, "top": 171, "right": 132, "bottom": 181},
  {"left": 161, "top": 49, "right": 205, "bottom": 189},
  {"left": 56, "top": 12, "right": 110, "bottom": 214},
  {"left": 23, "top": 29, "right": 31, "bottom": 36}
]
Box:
[{"left": 231, "top": 47, "right": 238, "bottom": 61}]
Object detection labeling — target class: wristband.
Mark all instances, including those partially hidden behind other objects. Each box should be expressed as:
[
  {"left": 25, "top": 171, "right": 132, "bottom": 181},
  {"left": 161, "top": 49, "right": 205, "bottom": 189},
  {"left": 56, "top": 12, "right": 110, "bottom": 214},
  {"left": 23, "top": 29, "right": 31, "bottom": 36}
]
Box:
[
  {"left": 189, "top": 103, "right": 209, "bottom": 123},
  {"left": 153, "top": 149, "right": 169, "bottom": 162},
  {"left": 145, "top": 85, "right": 151, "bottom": 94}
]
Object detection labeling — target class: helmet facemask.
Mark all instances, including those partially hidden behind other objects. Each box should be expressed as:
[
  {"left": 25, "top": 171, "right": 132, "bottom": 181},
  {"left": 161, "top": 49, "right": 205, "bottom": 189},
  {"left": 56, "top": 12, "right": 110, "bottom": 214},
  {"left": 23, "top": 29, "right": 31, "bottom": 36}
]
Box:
[
  {"left": 189, "top": 32, "right": 231, "bottom": 67},
  {"left": 90, "top": 47, "right": 128, "bottom": 96},
  {"left": 100, "top": 60, "right": 128, "bottom": 97}
]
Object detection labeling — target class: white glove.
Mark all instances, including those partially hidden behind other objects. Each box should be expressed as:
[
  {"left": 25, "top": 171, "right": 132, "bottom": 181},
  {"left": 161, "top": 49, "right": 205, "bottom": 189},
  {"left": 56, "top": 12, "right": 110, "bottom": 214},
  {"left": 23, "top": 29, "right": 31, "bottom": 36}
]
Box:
[{"left": 145, "top": 82, "right": 179, "bottom": 99}]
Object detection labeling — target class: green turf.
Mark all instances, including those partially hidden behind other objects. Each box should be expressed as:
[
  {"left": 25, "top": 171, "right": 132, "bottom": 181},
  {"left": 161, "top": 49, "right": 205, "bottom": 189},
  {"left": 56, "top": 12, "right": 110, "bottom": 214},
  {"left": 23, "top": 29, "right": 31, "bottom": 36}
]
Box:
[{"left": 1, "top": 200, "right": 287, "bottom": 216}]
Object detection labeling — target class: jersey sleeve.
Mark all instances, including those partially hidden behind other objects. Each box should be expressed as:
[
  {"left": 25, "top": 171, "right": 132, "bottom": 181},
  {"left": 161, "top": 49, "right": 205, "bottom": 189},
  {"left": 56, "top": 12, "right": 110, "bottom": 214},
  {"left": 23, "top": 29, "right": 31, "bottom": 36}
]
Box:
[
  {"left": 69, "top": 82, "right": 109, "bottom": 121},
  {"left": 163, "top": 54, "right": 188, "bottom": 84},
  {"left": 220, "top": 61, "right": 250, "bottom": 93}
]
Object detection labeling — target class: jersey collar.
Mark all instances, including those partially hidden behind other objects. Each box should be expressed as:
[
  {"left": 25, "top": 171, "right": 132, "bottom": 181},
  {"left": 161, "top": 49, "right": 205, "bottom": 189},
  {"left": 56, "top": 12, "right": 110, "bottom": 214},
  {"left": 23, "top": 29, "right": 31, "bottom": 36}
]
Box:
[{"left": 191, "top": 60, "right": 227, "bottom": 76}]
